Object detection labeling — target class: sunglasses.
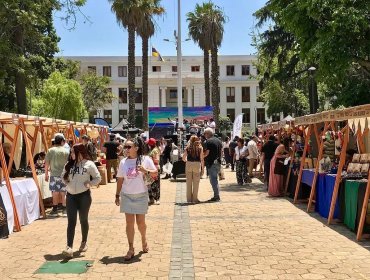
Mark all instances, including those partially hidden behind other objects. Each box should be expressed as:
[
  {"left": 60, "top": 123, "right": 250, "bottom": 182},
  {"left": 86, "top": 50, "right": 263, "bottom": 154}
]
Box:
[{"left": 124, "top": 145, "right": 133, "bottom": 149}]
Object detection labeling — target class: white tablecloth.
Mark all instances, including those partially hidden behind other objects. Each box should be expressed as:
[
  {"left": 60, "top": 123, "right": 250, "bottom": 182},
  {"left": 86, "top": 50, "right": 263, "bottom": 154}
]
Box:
[
  {"left": 38, "top": 174, "right": 51, "bottom": 199},
  {"left": 0, "top": 178, "right": 40, "bottom": 234}
]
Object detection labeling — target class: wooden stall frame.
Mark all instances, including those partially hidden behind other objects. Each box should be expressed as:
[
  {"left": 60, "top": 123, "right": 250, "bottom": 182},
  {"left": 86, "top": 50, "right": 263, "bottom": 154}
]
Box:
[
  {"left": 307, "top": 122, "right": 331, "bottom": 212},
  {"left": 284, "top": 127, "right": 298, "bottom": 195},
  {"left": 0, "top": 142, "right": 21, "bottom": 232},
  {"left": 357, "top": 168, "right": 370, "bottom": 241},
  {"left": 294, "top": 125, "right": 312, "bottom": 203}
]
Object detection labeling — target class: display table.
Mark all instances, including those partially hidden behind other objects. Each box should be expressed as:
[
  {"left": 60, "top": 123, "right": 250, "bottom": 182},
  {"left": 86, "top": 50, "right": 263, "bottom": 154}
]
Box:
[
  {"left": 38, "top": 174, "right": 51, "bottom": 199},
  {"left": 0, "top": 178, "right": 40, "bottom": 234},
  {"left": 0, "top": 188, "right": 11, "bottom": 238},
  {"left": 316, "top": 174, "right": 339, "bottom": 219},
  {"left": 301, "top": 169, "right": 315, "bottom": 186},
  {"left": 344, "top": 180, "right": 367, "bottom": 231}
]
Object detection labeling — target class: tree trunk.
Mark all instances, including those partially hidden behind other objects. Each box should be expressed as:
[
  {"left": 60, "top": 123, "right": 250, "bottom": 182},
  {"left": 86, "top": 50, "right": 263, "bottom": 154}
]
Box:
[
  {"left": 142, "top": 36, "right": 149, "bottom": 131},
  {"left": 14, "top": 26, "right": 27, "bottom": 115},
  {"left": 128, "top": 25, "right": 136, "bottom": 125},
  {"left": 211, "top": 47, "right": 220, "bottom": 129},
  {"left": 204, "top": 49, "right": 210, "bottom": 106}
]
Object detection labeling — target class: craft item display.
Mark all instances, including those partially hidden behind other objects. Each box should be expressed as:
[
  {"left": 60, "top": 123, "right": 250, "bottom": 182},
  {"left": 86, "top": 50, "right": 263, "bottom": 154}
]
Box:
[{"left": 352, "top": 154, "right": 361, "bottom": 163}]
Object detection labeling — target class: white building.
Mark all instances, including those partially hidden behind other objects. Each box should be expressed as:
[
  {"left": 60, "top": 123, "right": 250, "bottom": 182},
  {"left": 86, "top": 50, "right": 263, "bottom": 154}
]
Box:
[{"left": 68, "top": 55, "right": 268, "bottom": 131}]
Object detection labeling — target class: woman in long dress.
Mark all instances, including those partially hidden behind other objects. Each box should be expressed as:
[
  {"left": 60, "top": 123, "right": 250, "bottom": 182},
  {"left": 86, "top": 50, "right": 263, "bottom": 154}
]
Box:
[{"left": 268, "top": 144, "right": 287, "bottom": 197}]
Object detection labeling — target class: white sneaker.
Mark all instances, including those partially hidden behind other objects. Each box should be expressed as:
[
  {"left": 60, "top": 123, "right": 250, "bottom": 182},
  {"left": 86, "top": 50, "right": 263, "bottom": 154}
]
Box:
[
  {"left": 62, "top": 246, "right": 73, "bottom": 258},
  {"left": 79, "top": 242, "right": 88, "bottom": 252},
  {"left": 155, "top": 200, "right": 160, "bottom": 205}
]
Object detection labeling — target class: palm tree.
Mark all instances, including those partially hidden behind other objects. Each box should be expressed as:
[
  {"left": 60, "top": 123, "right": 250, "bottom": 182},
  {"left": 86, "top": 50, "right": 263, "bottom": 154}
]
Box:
[
  {"left": 137, "top": 0, "right": 165, "bottom": 131},
  {"left": 187, "top": 3, "right": 212, "bottom": 106},
  {"left": 187, "top": 2, "right": 226, "bottom": 127},
  {"left": 109, "top": 0, "right": 143, "bottom": 125}
]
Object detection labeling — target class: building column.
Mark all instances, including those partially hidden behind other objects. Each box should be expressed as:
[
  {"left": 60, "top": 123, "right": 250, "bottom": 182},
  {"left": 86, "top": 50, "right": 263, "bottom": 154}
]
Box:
[
  {"left": 160, "top": 87, "right": 167, "bottom": 107},
  {"left": 112, "top": 87, "right": 119, "bottom": 127},
  {"left": 187, "top": 87, "right": 192, "bottom": 107}
]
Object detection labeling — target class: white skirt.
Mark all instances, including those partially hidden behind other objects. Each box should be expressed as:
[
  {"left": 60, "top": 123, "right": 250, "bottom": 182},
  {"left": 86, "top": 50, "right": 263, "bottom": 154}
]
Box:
[{"left": 120, "top": 192, "right": 148, "bottom": 214}]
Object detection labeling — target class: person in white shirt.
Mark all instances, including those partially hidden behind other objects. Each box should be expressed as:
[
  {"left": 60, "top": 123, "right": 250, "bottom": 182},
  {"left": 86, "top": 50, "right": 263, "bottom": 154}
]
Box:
[
  {"left": 247, "top": 135, "right": 260, "bottom": 178},
  {"left": 233, "top": 138, "right": 250, "bottom": 185},
  {"left": 207, "top": 118, "right": 216, "bottom": 133},
  {"left": 115, "top": 137, "right": 157, "bottom": 261}
]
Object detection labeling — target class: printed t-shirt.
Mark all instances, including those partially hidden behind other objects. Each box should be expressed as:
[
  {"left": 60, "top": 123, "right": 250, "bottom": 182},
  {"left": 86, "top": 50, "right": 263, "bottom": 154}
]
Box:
[{"left": 117, "top": 156, "right": 156, "bottom": 194}]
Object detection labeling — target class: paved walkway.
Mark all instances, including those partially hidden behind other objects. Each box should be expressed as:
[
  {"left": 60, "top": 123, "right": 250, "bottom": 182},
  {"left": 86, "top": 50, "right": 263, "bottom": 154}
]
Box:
[{"left": 1, "top": 168, "right": 370, "bottom": 279}]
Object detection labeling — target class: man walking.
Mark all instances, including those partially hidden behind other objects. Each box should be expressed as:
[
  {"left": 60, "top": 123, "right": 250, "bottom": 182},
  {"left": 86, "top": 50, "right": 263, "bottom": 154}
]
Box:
[
  {"left": 45, "top": 133, "right": 69, "bottom": 216},
  {"left": 103, "top": 134, "right": 120, "bottom": 183},
  {"left": 229, "top": 136, "right": 239, "bottom": 172},
  {"left": 204, "top": 128, "right": 222, "bottom": 202},
  {"left": 247, "top": 135, "right": 260, "bottom": 179}
]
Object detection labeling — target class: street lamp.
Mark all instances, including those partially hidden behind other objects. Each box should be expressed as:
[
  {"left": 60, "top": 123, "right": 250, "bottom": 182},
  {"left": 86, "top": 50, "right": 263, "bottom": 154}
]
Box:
[{"left": 308, "top": 66, "right": 318, "bottom": 114}]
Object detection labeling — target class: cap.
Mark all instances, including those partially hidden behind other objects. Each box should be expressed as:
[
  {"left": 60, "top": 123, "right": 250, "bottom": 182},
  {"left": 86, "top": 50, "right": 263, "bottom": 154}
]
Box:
[
  {"left": 146, "top": 138, "right": 156, "bottom": 147},
  {"left": 54, "top": 133, "right": 65, "bottom": 141}
]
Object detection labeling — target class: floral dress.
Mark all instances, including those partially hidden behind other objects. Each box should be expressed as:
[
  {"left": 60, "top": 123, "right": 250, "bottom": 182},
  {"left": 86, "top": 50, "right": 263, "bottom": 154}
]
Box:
[{"left": 148, "top": 147, "right": 161, "bottom": 202}]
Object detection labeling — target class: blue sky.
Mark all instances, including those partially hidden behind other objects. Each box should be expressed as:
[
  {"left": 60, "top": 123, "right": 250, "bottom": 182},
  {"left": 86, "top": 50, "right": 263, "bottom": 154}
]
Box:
[{"left": 54, "top": 0, "right": 267, "bottom": 56}]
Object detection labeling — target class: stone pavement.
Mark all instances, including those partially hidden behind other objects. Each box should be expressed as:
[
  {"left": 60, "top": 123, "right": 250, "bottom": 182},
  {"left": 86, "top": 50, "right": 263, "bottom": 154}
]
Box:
[{"left": 1, "top": 168, "right": 370, "bottom": 279}]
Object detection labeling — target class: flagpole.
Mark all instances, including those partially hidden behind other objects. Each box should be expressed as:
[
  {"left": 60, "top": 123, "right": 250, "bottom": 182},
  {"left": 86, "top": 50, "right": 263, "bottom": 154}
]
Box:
[{"left": 177, "top": 0, "right": 184, "bottom": 153}]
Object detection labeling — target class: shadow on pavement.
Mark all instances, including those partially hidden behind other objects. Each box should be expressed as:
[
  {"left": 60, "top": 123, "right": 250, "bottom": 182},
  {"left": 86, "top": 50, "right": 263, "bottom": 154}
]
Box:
[
  {"left": 44, "top": 252, "right": 84, "bottom": 263},
  {"left": 100, "top": 252, "right": 144, "bottom": 265}
]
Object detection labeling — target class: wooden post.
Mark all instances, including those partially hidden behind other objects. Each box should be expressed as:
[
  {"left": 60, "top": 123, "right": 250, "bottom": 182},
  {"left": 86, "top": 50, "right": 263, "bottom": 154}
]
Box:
[
  {"left": 294, "top": 125, "right": 312, "bottom": 203},
  {"left": 30, "top": 125, "right": 39, "bottom": 156},
  {"left": 307, "top": 122, "right": 329, "bottom": 212},
  {"left": 39, "top": 121, "right": 49, "bottom": 153},
  {"left": 284, "top": 128, "right": 297, "bottom": 195},
  {"left": 19, "top": 118, "right": 46, "bottom": 218},
  {"left": 7, "top": 125, "right": 19, "bottom": 174},
  {"left": 0, "top": 142, "right": 21, "bottom": 232},
  {"left": 357, "top": 169, "right": 370, "bottom": 241},
  {"left": 328, "top": 124, "right": 349, "bottom": 224}
]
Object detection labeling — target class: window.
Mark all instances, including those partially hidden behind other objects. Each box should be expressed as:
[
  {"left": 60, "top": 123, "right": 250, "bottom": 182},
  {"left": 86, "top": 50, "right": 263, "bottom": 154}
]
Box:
[
  {"left": 118, "top": 66, "right": 127, "bottom": 77},
  {"left": 119, "top": 88, "right": 127, "bottom": 103},
  {"left": 169, "top": 89, "right": 177, "bottom": 99},
  {"left": 172, "top": 66, "right": 177, "bottom": 72},
  {"left": 226, "top": 87, "right": 235, "bottom": 102},
  {"left": 87, "top": 66, "right": 96, "bottom": 74},
  {"left": 135, "top": 88, "right": 142, "bottom": 103},
  {"left": 242, "top": 87, "right": 250, "bottom": 102},
  {"left": 191, "top": 66, "right": 200, "bottom": 72},
  {"left": 241, "top": 65, "right": 250, "bottom": 76},
  {"left": 104, "top": 110, "right": 112, "bottom": 124},
  {"left": 242, "top": 108, "right": 250, "bottom": 123},
  {"left": 152, "top": 66, "right": 161, "bottom": 72},
  {"left": 135, "top": 110, "right": 143, "bottom": 116},
  {"left": 135, "top": 66, "right": 142, "bottom": 77},
  {"left": 257, "top": 108, "right": 266, "bottom": 124},
  {"left": 119, "top": 110, "right": 127, "bottom": 120},
  {"left": 256, "top": 86, "right": 263, "bottom": 102},
  {"left": 226, "top": 65, "right": 235, "bottom": 76},
  {"left": 227, "top": 109, "right": 235, "bottom": 122},
  {"left": 103, "top": 66, "right": 111, "bottom": 77}
]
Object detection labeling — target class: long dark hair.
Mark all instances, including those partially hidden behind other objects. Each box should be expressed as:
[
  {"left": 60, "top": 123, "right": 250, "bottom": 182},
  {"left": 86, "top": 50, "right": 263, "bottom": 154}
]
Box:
[
  {"left": 130, "top": 136, "right": 145, "bottom": 168},
  {"left": 63, "top": 144, "right": 90, "bottom": 181}
]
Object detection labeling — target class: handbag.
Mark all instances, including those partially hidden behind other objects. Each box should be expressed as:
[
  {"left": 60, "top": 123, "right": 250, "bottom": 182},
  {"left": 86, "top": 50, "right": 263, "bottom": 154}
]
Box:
[{"left": 274, "top": 157, "right": 285, "bottom": 175}]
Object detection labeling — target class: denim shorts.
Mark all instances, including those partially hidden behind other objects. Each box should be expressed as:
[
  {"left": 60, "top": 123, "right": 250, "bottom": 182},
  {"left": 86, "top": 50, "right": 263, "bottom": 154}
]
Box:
[
  {"left": 120, "top": 192, "right": 148, "bottom": 214},
  {"left": 49, "top": 176, "right": 66, "bottom": 192}
]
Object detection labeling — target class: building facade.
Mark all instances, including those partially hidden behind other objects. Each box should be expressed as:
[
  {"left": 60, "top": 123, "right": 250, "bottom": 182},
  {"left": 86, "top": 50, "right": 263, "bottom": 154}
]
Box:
[{"left": 67, "top": 55, "right": 268, "bottom": 131}]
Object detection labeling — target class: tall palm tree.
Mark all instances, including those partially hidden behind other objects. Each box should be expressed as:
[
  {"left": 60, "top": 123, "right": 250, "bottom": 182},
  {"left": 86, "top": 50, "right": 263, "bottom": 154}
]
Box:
[
  {"left": 187, "top": 2, "right": 226, "bottom": 127},
  {"left": 137, "top": 0, "right": 165, "bottom": 131},
  {"left": 109, "top": 0, "right": 143, "bottom": 125},
  {"left": 187, "top": 4, "right": 212, "bottom": 106}
]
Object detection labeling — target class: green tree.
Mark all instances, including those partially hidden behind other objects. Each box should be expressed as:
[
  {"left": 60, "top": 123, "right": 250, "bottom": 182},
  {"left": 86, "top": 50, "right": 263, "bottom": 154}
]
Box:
[
  {"left": 187, "top": 3, "right": 213, "bottom": 106},
  {"left": 80, "top": 72, "right": 114, "bottom": 113},
  {"left": 109, "top": 0, "right": 144, "bottom": 125},
  {"left": 31, "top": 71, "right": 86, "bottom": 121},
  {"left": 137, "top": 0, "right": 165, "bottom": 131}
]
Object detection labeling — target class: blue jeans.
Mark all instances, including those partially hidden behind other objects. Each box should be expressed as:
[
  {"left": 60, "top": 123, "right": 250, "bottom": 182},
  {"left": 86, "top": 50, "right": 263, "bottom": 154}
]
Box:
[{"left": 208, "top": 163, "right": 220, "bottom": 198}]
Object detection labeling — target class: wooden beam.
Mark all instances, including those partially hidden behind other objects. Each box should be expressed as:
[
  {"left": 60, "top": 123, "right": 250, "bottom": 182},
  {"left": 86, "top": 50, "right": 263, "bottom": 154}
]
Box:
[
  {"left": 357, "top": 169, "right": 370, "bottom": 241},
  {"left": 294, "top": 125, "right": 312, "bottom": 203},
  {"left": 284, "top": 129, "right": 297, "bottom": 195},
  {"left": 328, "top": 124, "right": 349, "bottom": 224},
  {"left": 307, "top": 122, "right": 329, "bottom": 212},
  {"left": 7, "top": 125, "right": 20, "bottom": 175},
  {"left": 0, "top": 127, "right": 14, "bottom": 142},
  {"left": 39, "top": 121, "right": 49, "bottom": 152},
  {"left": 31, "top": 126, "right": 39, "bottom": 157},
  {"left": 19, "top": 119, "right": 46, "bottom": 219},
  {"left": 0, "top": 143, "right": 21, "bottom": 232}
]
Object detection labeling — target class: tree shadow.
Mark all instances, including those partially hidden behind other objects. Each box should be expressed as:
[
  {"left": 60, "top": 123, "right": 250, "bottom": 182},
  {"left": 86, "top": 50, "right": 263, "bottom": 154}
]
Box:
[{"left": 99, "top": 252, "right": 145, "bottom": 265}]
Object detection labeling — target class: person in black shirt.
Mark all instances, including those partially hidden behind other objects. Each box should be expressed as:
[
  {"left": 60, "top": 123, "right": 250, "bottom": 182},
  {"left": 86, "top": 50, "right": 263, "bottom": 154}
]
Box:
[
  {"left": 261, "top": 135, "right": 279, "bottom": 189},
  {"left": 103, "top": 135, "right": 120, "bottom": 183},
  {"left": 203, "top": 128, "right": 222, "bottom": 202}
]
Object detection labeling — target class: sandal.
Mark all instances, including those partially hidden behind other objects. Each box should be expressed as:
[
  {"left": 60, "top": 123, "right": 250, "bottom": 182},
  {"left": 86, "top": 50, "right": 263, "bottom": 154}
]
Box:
[
  {"left": 142, "top": 242, "right": 149, "bottom": 253},
  {"left": 123, "top": 248, "right": 135, "bottom": 261}
]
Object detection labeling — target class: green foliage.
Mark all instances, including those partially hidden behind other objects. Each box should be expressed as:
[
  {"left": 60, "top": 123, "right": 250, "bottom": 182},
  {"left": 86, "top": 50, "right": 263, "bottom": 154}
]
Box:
[
  {"left": 80, "top": 72, "right": 114, "bottom": 112},
  {"left": 31, "top": 71, "right": 86, "bottom": 121},
  {"left": 218, "top": 115, "right": 232, "bottom": 132}
]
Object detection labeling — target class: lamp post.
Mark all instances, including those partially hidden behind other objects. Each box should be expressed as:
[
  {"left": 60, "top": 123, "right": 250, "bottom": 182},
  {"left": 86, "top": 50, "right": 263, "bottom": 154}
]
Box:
[{"left": 308, "top": 66, "right": 318, "bottom": 114}]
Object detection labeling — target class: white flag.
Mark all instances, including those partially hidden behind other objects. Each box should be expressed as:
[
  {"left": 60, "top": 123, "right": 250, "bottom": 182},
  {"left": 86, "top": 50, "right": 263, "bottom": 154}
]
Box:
[{"left": 231, "top": 113, "right": 244, "bottom": 140}]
